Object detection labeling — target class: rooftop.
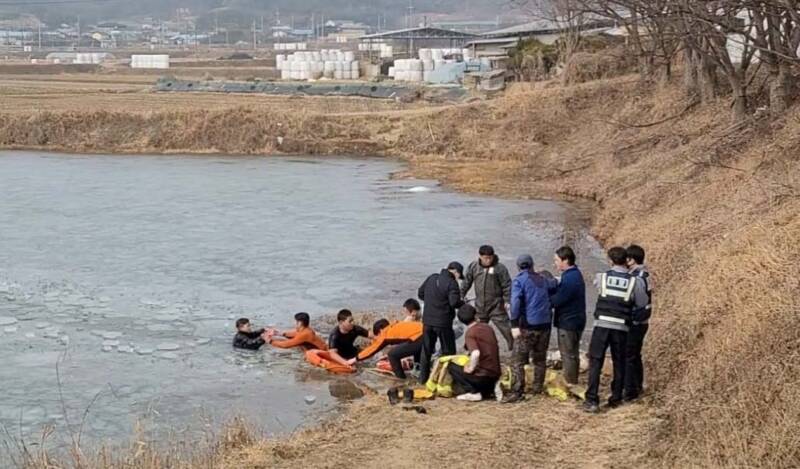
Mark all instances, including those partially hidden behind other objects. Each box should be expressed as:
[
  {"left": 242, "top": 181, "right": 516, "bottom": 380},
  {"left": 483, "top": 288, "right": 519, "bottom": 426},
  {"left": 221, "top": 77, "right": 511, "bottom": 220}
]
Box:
[
  {"left": 360, "top": 26, "right": 478, "bottom": 41},
  {"left": 482, "top": 16, "right": 616, "bottom": 38}
]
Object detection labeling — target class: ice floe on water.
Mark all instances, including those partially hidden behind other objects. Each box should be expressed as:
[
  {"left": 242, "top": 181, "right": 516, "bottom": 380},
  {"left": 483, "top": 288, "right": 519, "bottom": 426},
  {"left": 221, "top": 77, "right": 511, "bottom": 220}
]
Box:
[
  {"left": 136, "top": 348, "right": 154, "bottom": 355},
  {"left": 156, "top": 343, "right": 180, "bottom": 352},
  {"left": 405, "top": 185, "right": 435, "bottom": 193},
  {"left": 0, "top": 316, "right": 17, "bottom": 326}
]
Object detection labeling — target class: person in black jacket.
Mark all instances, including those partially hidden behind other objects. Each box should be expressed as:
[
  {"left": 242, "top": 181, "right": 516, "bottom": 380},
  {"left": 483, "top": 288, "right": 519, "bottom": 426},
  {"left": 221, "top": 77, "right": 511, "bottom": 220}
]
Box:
[
  {"left": 417, "top": 261, "right": 465, "bottom": 384},
  {"left": 233, "top": 318, "right": 269, "bottom": 350}
]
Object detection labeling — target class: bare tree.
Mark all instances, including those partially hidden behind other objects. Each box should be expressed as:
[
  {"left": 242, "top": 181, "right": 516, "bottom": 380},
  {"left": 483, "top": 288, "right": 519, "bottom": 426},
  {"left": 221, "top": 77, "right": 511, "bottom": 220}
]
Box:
[
  {"left": 511, "top": 0, "right": 800, "bottom": 120},
  {"left": 510, "top": 0, "right": 590, "bottom": 65},
  {"left": 748, "top": 0, "right": 800, "bottom": 113}
]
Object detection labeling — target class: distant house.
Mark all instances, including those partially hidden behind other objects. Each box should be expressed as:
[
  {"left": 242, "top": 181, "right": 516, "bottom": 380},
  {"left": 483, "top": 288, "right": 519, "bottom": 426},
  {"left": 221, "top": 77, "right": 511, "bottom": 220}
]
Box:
[
  {"left": 90, "top": 31, "right": 115, "bottom": 48},
  {"left": 326, "top": 20, "right": 371, "bottom": 41},
  {"left": 463, "top": 37, "right": 520, "bottom": 58}
]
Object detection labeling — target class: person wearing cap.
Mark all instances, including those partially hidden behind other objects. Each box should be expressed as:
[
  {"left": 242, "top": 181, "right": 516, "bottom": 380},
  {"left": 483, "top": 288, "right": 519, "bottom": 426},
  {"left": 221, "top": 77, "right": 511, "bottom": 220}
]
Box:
[
  {"left": 417, "top": 261, "right": 465, "bottom": 384},
  {"left": 503, "top": 254, "right": 558, "bottom": 403},
  {"left": 460, "top": 245, "right": 514, "bottom": 351}
]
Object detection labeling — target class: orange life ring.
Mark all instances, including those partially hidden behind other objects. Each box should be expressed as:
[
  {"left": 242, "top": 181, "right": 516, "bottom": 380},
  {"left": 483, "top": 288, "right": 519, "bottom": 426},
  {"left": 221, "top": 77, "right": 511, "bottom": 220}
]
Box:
[{"left": 305, "top": 349, "right": 356, "bottom": 374}]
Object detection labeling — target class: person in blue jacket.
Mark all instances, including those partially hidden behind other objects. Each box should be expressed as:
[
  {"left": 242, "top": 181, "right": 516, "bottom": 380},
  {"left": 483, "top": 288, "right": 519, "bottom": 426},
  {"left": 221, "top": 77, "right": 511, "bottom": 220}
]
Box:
[
  {"left": 550, "top": 246, "right": 587, "bottom": 384},
  {"left": 503, "top": 254, "right": 558, "bottom": 403}
]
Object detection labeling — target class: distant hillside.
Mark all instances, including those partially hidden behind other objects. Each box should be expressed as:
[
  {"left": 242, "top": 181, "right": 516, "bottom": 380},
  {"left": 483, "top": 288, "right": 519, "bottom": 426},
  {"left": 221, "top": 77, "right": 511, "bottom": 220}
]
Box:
[{"left": 9, "top": 0, "right": 510, "bottom": 29}]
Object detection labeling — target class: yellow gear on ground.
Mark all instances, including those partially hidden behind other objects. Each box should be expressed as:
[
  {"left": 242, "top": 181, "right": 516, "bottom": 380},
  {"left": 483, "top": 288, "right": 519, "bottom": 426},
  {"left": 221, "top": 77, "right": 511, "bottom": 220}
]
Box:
[
  {"left": 500, "top": 366, "right": 586, "bottom": 401},
  {"left": 405, "top": 388, "right": 435, "bottom": 400},
  {"left": 424, "top": 355, "right": 469, "bottom": 397}
]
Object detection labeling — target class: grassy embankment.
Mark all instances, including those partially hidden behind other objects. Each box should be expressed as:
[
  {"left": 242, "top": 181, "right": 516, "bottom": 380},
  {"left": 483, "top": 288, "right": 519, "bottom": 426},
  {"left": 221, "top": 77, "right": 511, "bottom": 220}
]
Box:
[{"left": 1, "top": 75, "right": 798, "bottom": 468}]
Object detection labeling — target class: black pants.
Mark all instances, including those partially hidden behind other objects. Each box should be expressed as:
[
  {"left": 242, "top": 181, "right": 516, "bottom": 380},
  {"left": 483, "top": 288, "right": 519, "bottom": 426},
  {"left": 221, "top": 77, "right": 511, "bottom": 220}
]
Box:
[
  {"left": 387, "top": 338, "right": 422, "bottom": 380},
  {"left": 419, "top": 325, "right": 456, "bottom": 384},
  {"left": 624, "top": 324, "right": 649, "bottom": 400},
  {"left": 586, "top": 326, "right": 627, "bottom": 406},
  {"left": 448, "top": 363, "right": 498, "bottom": 398}
]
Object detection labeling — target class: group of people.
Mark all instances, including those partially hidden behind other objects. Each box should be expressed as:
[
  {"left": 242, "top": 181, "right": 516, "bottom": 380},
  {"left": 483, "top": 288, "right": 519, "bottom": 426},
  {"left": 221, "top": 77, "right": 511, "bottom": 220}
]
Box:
[{"left": 233, "top": 243, "right": 653, "bottom": 413}]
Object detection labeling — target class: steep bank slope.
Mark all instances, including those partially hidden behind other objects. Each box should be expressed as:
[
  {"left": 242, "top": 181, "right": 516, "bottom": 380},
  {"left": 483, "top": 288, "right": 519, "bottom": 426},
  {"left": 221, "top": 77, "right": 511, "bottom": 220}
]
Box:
[{"left": 2, "top": 78, "right": 798, "bottom": 467}]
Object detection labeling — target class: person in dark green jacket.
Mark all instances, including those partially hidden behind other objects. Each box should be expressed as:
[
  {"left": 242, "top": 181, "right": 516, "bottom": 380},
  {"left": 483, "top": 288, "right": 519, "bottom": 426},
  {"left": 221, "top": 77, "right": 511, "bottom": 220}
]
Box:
[
  {"left": 550, "top": 246, "right": 587, "bottom": 384},
  {"left": 460, "top": 245, "right": 514, "bottom": 350}
]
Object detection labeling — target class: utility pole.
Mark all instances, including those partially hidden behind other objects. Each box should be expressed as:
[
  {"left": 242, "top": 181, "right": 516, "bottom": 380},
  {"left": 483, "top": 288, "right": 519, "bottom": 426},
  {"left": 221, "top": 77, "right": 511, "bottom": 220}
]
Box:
[
  {"left": 38, "top": 22, "right": 42, "bottom": 50},
  {"left": 76, "top": 15, "right": 80, "bottom": 50},
  {"left": 253, "top": 20, "right": 257, "bottom": 50}
]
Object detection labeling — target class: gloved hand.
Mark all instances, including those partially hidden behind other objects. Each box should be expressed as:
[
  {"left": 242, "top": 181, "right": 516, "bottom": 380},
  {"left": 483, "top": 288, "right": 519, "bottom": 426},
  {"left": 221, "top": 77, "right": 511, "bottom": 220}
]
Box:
[{"left": 511, "top": 328, "right": 521, "bottom": 339}]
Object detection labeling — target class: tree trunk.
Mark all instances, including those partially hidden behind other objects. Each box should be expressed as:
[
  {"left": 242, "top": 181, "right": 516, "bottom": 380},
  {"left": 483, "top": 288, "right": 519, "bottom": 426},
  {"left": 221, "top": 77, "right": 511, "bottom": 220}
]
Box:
[
  {"left": 683, "top": 47, "right": 699, "bottom": 95},
  {"left": 697, "top": 53, "right": 719, "bottom": 103},
  {"left": 729, "top": 75, "right": 748, "bottom": 123},
  {"left": 769, "top": 63, "right": 794, "bottom": 115}
]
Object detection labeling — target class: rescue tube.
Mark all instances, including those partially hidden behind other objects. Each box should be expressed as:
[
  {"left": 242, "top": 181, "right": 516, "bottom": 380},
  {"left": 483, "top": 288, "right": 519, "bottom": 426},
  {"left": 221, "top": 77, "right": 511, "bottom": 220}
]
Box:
[
  {"left": 305, "top": 349, "right": 355, "bottom": 374},
  {"left": 376, "top": 357, "right": 414, "bottom": 374}
]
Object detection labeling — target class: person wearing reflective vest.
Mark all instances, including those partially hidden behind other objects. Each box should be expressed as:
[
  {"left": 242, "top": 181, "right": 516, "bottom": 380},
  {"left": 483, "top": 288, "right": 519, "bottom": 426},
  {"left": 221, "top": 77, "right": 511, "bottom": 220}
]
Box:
[
  {"left": 624, "top": 245, "right": 652, "bottom": 402},
  {"left": 584, "top": 247, "right": 649, "bottom": 413}
]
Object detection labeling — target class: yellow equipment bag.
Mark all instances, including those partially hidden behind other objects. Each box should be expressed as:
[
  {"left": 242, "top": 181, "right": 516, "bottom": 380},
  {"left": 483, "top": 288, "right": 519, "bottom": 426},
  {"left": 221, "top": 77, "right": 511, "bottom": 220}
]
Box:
[
  {"left": 424, "top": 355, "right": 469, "bottom": 398},
  {"left": 500, "top": 366, "right": 586, "bottom": 401}
]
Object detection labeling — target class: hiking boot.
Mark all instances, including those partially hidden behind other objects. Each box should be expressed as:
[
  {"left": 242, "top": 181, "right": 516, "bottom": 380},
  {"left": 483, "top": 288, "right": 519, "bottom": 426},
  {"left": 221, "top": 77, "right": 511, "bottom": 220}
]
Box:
[
  {"left": 605, "top": 399, "right": 623, "bottom": 409},
  {"left": 387, "top": 387, "right": 400, "bottom": 405},
  {"left": 456, "top": 392, "right": 483, "bottom": 402},
  {"left": 501, "top": 393, "right": 525, "bottom": 404},
  {"left": 582, "top": 401, "right": 600, "bottom": 414}
]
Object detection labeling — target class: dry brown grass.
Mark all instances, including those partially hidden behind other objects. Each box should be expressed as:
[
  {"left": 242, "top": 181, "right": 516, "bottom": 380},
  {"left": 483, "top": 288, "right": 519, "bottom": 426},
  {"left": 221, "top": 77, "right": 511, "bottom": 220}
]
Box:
[{"left": 2, "top": 74, "right": 799, "bottom": 467}]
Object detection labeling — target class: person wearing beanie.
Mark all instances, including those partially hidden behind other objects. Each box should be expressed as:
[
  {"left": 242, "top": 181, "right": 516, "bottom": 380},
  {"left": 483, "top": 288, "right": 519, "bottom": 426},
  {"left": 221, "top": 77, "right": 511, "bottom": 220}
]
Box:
[
  {"left": 417, "top": 261, "right": 465, "bottom": 384},
  {"left": 503, "top": 254, "right": 558, "bottom": 404},
  {"left": 449, "top": 304, "right": 502, "bottom": 402},
  {"left": 460, "top": 245, "right": 514, "bottom": 351}
]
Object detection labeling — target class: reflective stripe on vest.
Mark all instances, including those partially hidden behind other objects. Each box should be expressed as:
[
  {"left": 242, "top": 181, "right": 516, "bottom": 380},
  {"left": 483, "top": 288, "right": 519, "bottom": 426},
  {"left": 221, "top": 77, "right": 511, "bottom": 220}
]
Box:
[
  {"left": 599, "top": 272, "right": 636, "bottom": 302},
  {"left": 595, "top": 271, "right": 636, "bottom": 327}
]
